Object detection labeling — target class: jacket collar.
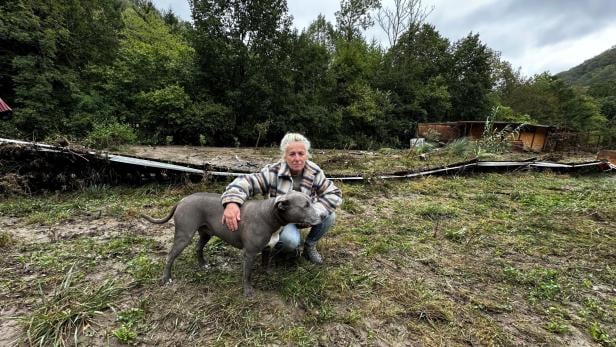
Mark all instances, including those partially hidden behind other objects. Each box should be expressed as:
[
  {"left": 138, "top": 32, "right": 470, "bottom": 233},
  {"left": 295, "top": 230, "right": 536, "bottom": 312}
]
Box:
[{"left": 277, "top": 160, "right": 317, "bottom": 179}]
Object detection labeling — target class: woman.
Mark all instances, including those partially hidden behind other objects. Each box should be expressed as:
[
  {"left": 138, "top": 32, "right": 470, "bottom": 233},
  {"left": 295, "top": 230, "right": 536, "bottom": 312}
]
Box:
[{"left": 221, "top": 133, "right": 342, "bottom": 264}]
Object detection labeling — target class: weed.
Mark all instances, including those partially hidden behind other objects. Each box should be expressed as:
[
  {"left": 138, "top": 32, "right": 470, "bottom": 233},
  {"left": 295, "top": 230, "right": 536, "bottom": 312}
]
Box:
[
  {"left": 589, "top": 322, "right": 613, "bottom": 346},
  {"left": 445, "top": 137, "right": 475, "bottom": 157},
  {"left": 445, "top": 227, "right": 466, "bottom": 242},
  {"left": 20, "top": 264, "right": 122, "bottom": 346},
  {"left": 127, "top": 254, "right": 162, "bottom": 284},
  {"left": 528, "top": 268, "right": 562, "bottom": 301},
  {"left": 85, "top": 122, "right": 137, "bottom": 150},
  {"left": 415, "top": 142, "right": 436, "bottom": 154},
  {"left": 545, "top": 319, "right": 570, "bottom": 334},
  {"left": 417, "top": 203, "right": 458, "bottom": 219},
  {"left": 112, "top": 324, "right": 138, "bottom": 345},
  {"left": 0, "top": 230, "right": 15, "bottom": 248},
  {"left": 285, "top": 326, "right": 317, "bottom": 346},
  {"left": 279, "top": 266, "right": 327, "bottom": 309},
  {"left": 341, "top": 197, "right": 365, "bottom": 214},
  {"left": 474, "top": 116, "right": 523, "bottom": 157},
  {"left": 112, "top": 307, "right": 145, "bottom": 345}
]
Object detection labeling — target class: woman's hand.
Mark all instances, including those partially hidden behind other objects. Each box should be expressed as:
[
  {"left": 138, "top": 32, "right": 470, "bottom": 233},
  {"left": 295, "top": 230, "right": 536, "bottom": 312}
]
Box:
[{"left": 222, "top": 203, "right": 241, "bottom": 231}]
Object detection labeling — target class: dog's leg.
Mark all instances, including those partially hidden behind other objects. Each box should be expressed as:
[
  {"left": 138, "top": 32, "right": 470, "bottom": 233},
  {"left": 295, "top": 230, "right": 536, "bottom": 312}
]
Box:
[
  {"left": 162, "top": 225, "right": 197, "bottom": 284},
  {"left": 242, "top": 249, "right": 258, "bottom": 297},
  {"left": 261, "top": 247, "right": 273, "bottom": 274},
  {"left": 195, "top": 228, "right": 211, "bottom": 269}
]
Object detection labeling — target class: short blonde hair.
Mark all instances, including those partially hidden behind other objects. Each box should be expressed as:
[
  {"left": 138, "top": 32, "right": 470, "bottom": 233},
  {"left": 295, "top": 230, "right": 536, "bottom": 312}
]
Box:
[{"left": 280, "top": 133, "right": 311, "bottom": 159}]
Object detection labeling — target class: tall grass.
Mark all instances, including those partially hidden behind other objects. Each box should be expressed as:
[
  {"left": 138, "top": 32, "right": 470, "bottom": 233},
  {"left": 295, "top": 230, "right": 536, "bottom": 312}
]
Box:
[{"left": 20, "top": 263, "right": 122, "bottom": 346}]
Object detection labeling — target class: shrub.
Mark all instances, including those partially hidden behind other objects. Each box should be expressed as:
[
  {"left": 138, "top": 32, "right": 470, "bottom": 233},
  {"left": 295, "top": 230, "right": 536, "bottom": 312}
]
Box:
[
  {"left": 445, "top": 137, "right": 475, "bottom": 157},
  {"left": 475, "top": 116, "right": 523, "bottom": 157},
  {"left": 85, "top": 122, "right": 137, "bottom": 150}
]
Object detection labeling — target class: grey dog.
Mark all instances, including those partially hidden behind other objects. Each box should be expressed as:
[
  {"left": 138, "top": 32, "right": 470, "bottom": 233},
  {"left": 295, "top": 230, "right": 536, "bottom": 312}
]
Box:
[{"left": 142, "top": 191, "right": 325, "bottom": 296}]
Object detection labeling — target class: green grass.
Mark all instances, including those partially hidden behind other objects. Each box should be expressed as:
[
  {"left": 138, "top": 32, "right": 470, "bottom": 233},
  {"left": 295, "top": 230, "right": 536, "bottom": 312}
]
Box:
[
  {"left": 19, "top": 264, "right": 123, "bottom": 346},
  {"left": 112, "top": 307, "right": 145, "bottom": 345},
  {"left": 1, "top": 169, "right": 615, "bottom": 345}
]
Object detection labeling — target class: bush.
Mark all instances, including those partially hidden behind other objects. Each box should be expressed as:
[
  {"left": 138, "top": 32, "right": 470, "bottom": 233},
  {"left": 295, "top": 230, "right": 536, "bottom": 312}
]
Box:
[
  {"left": 445, "top": 137, "right": 475, "bottom": 157},
  {"left": 85, "top": 122, "right": 137, "bottom": 150}
]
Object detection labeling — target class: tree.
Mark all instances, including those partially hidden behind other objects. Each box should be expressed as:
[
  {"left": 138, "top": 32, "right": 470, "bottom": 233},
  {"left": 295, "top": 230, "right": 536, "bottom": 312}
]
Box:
[
  {"left": 446, "top": 33, "right": 496, "bottom": 121},
  {"left": 304, "top": 14, "right": 337, "bottom": 52},
  {"left": 0, "top": 0, "right": 125, "bottom": 139},
  {"left": 335, "top": 0, "right": 381, "bottom": 42},
  {"left": 95, "top": 6, "right": 205, "bottom": 143},
  {"left": 376, "top": 0, "right": 433, "bottom": 47},
  {"left": 373, "top": 24, "right": 450, "bottom": 144},
  {"left": 191, "top": 0, "right": 295, "bottom": 145}
]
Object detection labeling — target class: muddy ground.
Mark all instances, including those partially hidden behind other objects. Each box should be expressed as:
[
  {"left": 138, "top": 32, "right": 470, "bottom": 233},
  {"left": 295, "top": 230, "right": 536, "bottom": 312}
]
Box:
[{"left": 1, "top": 147, "right": 614, "bottom": 346}]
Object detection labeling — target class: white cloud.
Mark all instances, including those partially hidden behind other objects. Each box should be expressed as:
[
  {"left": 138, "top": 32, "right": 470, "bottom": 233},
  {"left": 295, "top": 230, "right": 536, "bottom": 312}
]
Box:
[{"left": 514, "top": 25, "right": 616, "bottom": 75}]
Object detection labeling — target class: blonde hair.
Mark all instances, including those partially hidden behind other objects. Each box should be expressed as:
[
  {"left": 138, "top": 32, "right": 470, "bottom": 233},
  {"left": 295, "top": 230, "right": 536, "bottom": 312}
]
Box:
[{"left": 280, "top": 133, "right": 311, "bottom": 159}]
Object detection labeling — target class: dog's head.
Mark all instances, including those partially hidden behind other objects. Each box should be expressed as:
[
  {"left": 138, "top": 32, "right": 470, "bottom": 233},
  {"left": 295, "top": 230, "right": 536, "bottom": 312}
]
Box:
[{"left": 274, "top": 191, "right": 325, "bottom": 226}]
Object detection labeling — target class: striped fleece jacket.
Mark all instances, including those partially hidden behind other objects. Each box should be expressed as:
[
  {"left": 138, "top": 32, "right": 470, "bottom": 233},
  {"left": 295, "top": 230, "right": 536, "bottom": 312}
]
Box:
[{"left": 221, "top": 160, "right": 342, "bottom": 217}]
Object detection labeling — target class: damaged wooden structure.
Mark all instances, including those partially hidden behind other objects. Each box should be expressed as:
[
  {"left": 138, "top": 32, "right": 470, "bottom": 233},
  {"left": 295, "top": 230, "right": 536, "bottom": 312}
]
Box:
[
  {"left": 417, "top": 121, "right": 554, "bottom": 152},
  {"left": 0, "top": 138, "right": 207, "bottom": 195},
  {"left": 1, "top": 138, "right": 614, "bottom": 194}
]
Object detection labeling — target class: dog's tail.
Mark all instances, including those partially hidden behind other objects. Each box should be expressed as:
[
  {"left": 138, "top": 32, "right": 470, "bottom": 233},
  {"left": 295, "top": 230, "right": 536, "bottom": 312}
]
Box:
[{"left": 141, "top": 205, "right": 178, "bottom": 224}]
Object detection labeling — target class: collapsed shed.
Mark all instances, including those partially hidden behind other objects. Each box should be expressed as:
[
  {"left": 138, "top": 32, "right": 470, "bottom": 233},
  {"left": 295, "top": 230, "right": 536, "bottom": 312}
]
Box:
[{"left": 417, "top": 121, "right": 555, "bottom": 152}]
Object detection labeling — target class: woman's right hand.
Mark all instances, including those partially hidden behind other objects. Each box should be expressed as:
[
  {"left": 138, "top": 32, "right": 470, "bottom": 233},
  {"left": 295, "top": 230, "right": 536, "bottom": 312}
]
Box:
[{"left": 222, "top": 203, "right": 241, "bottom": 231}]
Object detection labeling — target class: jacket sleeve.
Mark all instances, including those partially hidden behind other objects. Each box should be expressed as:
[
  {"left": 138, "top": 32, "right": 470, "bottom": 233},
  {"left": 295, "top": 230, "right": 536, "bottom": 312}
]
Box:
[
  {"left": 221, "top": 165, "right": 272, "bottom": 206},
  {"left": 312, "top": 170, "right": 342, "bottom": 216}
]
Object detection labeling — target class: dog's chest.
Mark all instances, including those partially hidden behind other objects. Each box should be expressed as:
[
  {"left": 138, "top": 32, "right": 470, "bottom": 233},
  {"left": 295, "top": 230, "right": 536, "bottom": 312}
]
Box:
[{"left": 266, "top": 227, "right": 283, "bottom": 248}]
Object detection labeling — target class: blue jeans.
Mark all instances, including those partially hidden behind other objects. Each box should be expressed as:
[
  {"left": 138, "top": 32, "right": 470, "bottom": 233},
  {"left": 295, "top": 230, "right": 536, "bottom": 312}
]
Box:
[{"left": 276, "top": 212, "right": 336, "bottom": 252}]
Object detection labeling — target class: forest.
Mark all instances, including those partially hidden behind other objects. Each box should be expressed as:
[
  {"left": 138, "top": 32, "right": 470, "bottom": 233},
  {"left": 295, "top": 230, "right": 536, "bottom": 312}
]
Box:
[{"left": 1, "top": 0, "right": 615, "bottom": 149}]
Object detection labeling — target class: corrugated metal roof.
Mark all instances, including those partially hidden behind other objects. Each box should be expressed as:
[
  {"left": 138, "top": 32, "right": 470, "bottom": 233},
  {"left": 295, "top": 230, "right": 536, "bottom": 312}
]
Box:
[
  {"left": 0, "top": 97, "right": 12, "bottom": 113},
  {"left": 0, "top": 138, "right": 204, "bottom": 175},
  {"left": 1, "top": 138, "right": 613, "bottom": 182},
  {"left": 107, "top": 154, "right": 204, "bottom": 174}
]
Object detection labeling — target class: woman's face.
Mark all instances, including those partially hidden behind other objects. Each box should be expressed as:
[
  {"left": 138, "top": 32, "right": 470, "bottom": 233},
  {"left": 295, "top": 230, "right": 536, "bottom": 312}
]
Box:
[{"left": 284, "top": 141, "right": 307, "bottom": 175}]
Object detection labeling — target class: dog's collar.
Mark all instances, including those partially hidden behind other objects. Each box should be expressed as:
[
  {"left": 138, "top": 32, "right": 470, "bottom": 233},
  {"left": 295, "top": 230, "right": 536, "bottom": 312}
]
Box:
[{"left": 272, "top": 203, "right": 286, "bottom": 226}]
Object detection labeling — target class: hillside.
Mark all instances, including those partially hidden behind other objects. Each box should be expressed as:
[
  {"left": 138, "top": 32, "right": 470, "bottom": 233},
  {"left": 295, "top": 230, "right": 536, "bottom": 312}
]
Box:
[{"left": 557, "top": 45, "right": 616, "bottom": 86}]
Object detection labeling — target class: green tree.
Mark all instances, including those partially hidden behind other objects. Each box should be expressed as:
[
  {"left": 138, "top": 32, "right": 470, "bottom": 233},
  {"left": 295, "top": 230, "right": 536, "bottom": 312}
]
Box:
[
  {"left": 284, "top": 22, "right": 340, "bottom": 147},
  {"left": 97, "top": 6, "right": 207, "bottom": 143},
  {"left": 446, "top": 33, "right": 496, "bottom": 121},
  {"left": 335, "top": 0, "right": 381, "bottom": 42},
  {"left": 0, "top": 0, "right": 123, "bottom": 139},
  {"left": 191, "top": 0, "right": 294, "bottom": 146}
]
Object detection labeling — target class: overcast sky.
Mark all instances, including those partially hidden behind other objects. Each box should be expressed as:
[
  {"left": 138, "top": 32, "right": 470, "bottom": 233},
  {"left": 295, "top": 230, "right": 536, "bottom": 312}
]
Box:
[{"left": 152, "top": 0, "right": 616, "bottom": 77}]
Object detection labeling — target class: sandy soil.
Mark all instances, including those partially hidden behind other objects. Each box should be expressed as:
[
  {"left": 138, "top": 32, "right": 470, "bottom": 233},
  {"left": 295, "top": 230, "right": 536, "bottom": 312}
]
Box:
[{"left": 119, "top": 146, "right": 281, "bottom": 172}]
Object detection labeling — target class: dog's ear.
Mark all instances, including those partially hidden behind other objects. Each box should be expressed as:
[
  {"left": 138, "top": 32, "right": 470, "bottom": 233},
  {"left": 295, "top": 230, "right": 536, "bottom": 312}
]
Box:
[{"left": 275, "top": 195, "right": 289, "bottom": 211}]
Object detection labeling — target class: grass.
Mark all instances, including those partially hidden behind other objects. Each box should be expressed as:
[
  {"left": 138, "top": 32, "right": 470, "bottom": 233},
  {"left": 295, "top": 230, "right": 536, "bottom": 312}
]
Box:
[
  {"left": 1, "top": 165, "right": 614, "bottom": 345},
  {"left": 19, "top": 263, "right": 123, "bottom": 346}
]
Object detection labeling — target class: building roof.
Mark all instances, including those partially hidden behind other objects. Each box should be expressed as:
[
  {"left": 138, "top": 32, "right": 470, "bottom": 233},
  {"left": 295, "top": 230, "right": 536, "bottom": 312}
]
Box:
[{"left": 0, "top": 97, "right": 12, "bottom": 113}]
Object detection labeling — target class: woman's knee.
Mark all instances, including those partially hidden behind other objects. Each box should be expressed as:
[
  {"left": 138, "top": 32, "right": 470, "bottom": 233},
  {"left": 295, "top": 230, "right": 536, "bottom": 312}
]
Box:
[
  {"left": 278, "top": 224, "right": 301, "bottom": 251},
  {"left": 322, "top": 211, "right": 336, "bottom": 230}
]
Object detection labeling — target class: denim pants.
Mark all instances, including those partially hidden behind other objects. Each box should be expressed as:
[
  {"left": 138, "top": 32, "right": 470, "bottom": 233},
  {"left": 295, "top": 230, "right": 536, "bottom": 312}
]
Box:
[{"left": 276, "top": 212, "right": 336, "bottom": 252}]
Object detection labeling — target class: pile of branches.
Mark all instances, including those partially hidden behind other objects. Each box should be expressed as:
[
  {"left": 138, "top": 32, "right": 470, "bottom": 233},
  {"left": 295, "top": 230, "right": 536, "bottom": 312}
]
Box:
[
  {"left": 0, "top": 144, "right": 105, "bottom": 196},
  {"left": 0, "top": 143, "right": 193, "bottom": 196}
]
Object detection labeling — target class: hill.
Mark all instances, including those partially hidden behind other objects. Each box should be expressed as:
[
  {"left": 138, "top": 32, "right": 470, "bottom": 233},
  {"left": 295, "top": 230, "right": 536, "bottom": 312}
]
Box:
[{"left": 557, "top": 45, "right": 616, "bottom": 86}]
